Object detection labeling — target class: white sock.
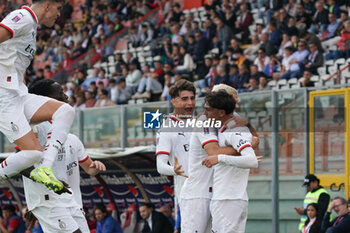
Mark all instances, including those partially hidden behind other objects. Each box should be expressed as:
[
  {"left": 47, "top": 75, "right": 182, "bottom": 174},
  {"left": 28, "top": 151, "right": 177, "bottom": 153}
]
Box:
[
  {"left": 41, "top": 103, "right": 75, "bottom": 168},
  {"left": 0, "top": 150, "right": 42, "bottom": 178}
]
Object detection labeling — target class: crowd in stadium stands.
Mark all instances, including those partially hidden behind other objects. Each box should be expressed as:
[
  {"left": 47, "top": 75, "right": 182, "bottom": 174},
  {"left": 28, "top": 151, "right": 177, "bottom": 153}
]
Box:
[
  {"left": 0, "top": 0, "right": 350, "bottom": 109},
  {"left": 0, "top": 198, "right": 349, "bottom": 232}
]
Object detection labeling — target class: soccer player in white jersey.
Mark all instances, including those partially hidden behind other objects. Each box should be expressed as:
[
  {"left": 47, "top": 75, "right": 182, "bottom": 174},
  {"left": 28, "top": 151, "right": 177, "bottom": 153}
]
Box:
[
  {"left": 156, "top": 79, "right": 196, "bottom": 231},
  {"left": 0, "top": 0, "right": 75, "bottom": 192},
  {"left": 180, "top": 85, "right": 259, "bottom": 233},
  {"left": 202, "top": 90, "right": 259, "bottom": 233},
  {"left": 22, "top": 79, "right": 106, "bottom": 233}
]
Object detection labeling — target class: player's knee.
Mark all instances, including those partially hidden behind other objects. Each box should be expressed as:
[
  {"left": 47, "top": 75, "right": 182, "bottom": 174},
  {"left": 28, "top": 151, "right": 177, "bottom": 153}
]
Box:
[
  {"left": 24, "top": 150, "right": 43, "bottom": 163},
  {"left": 53, "top": 103, "right": 75, "bottom": 120}
]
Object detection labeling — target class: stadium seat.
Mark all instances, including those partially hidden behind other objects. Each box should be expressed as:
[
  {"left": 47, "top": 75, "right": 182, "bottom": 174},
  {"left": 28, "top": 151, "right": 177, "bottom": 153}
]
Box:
[
  {"left": 277, "top": 79, "right": 287, "bottom": 89},
  {"left": 317, "top": 67, "right": 326, "bottom": 76},
  {"left": 335, "top": 58, "right": 345, "bottom": 67},
  {"left": 108, "top": 55, "right": 115, "bottom": 66},
  {"left": 287, "top": 78, "right": 298, "bottom": 88},
  {"left": 267, "top": 80, "right": 277, "bottom": 88},
  {"left": 310, "top": 75, "right": 320, "bottom": 82}
]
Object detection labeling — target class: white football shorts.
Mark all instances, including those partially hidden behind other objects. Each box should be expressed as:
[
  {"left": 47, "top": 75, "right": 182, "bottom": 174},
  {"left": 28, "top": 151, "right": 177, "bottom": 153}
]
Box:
[
  {"left": 0, "top": 88, "right": 50, "bottom": 142},
  {"left": 210, "top": 199, "right": 248, "bottom": 233},
  {"left": 32, "top": 206, "right": 89, "bottom": 233},
  {"left": 180, "top": 198, "right": 211, "bottom": 233}
]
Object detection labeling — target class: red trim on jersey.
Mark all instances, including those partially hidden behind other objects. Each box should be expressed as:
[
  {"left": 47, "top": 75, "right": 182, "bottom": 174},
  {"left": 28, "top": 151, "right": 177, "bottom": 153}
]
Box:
[
  {"left": 0, "top": 23, "right": 14, "bottom": 38},
  {"left": 220, "top": 127, "right": 227, "bottom": 133},
  {"left": 48, "top": 120, "right": 53, "bottom": 124},
  {"left": 79, "top": 155, "right": 89, "bottom": 163},
  {"left": 1, "top": 162, "right": 3, "bottom": 168},
  {"left": 238, "top": 144, "right": 251, "bottom": 153},
  {"left": 155, "top": 151, "right": 170, "bottom": 156},
  {"left": 201, "top": 139, "right": 218, "bottom": 148},
  {"left": 4, "top": 160, "right": 7, "bottom": 167},
  {"left": 21, "top": 6, "right": 38, "bottom": 23},
  {"left": 169, "top": 116, "right": 180, "bottom": 122},
  {"left": 15, "top": 145, "right": 21, "bottom": 151}
]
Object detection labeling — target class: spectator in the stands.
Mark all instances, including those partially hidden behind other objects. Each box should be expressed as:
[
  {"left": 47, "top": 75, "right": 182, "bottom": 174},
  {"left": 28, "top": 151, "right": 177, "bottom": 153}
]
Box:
[
  {"left": 129, "top": 25, "right": 140, "bottom": 48},
  {"left": 244, "top": 34, "right": 260, "bottom": 61},
  {"left": 260, "top": 32, "right": 276, "bottom": 56},
  {"left": 133, "top": 62, "right": 163, "bottom": 99},
  {"left": 126, "top": 61, "right": 142, "bottom": 93},
  {"left": 277, "top": 8, "right": 291, "bottom": 33},
  {"left": 114, "top": 53, "right": 126, "bottom": 76},
  {"left": 246, "top": 77, "right": 259, "bottom": 92},
  {"left": 229, "top": 38, "right": 241, "bottom": 54},
  {"left": 73, "top": 68, "right": 86, "bottom": 86},
  {"left": 309, "top": 1, "right": 329, "bottom": 35},
  {"left": 125, "top": 52, "right": 140, "bottom": 70},
  {"left": 113, "top": 16, "right": 124, "bottom": 33},
  {"left": 233, "top": 48, "right": 250, "bottom": 70},
  {"left": 95, "top": 203, "right": 123, "bottom": 233},
  {"left": 258, "top": 76, "right": 271, "bottom": 91},
  {"left": 280, "top": 46, "right": 301, "bottom": 80},
  {"left": 235, "top": 4, "right": 253, "bottom": 43},
  {"left": 327, "top": 0, "right": 340, "bottom": 18},
  {"left": 325, "top": 20, "right": 350, "bottom": 60},
  {"left": 114, "top": 78, "right": 132, "bottom": 105},
  {"left": 320, "top": 13, "right": 339, "bottom": 41},
  {"left": 286, "top": 17, "right": 299, "bottom": 36},
  {"left": 277, "top": 33, "right": 293, "bottom": 59},
  {"left": 176, "top": 46, "right": 195, "bottom": 74},
  {"left": 233, "top": 64, "right": 250, "bottom": 92},
  {"left": 160, "top": 204, "right": 175, "bottom": 227},
  {"left": 193, "top": 31, "right": 209, "bottom": 62},
  {"left": 215, "top": 17, "right": 233, "bottom": 53},
  {"left": 254, "top": 48, "right": 270, "bottom": 72},
  {"left": 96, "top": 68, "right": 109, "bottom": 88},
  {"left": 139, "top": 24, "right": 154, "bottom": 46},
  {"left": 268, "top": 20, "right": 282, "bottom": 49},
  {"left": 203, "top": 18, "right": 217, "bottom": 41},
  {"left": 94, "top": 89, "right": 116, "bottom": 107},
  {"left": 75, "top": 94, "right": 86, "bottom": 110},
  {"left": 303, "top": 42, "right": 323, "bottom": 74},
  {"left": 171, "top": 24, "right": 181, "bottom": 44},
  {"left": 264, "top": 56, "right": 279, "bottom": 79},
  {"left": 0, "top": 205, "right": 26, "bottom": 233},
  {"left": 295, "top": 3, "right": 312, "bottom": 31},
  {"left": 301, "top": 31, "right": 323, "bottom": 52},
  {"left": 300, "top": 69, "right": 315, "bottom": 87},
  {"left": 85, "top": 91, "right": 97, "bottom": 108},
  {"left": 321, "top": 197, "right": 350, "bottom": 232},
  {"left": 109, "top": 79, "right": 118, "bottom": 103}
]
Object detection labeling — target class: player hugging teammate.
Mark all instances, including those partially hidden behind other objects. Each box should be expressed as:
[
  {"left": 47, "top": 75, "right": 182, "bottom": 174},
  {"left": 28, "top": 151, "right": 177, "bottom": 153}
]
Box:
[{"left": 156, "top": 80, "right": 260, "bottom": 233}]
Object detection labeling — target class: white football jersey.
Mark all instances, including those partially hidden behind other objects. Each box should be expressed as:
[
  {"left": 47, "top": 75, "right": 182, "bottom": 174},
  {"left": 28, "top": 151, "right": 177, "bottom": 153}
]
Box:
[
  {"left": 156, "top": 114, "right": 191, "bottom": 198},
  {"left": 180, "top": 125, "right": 218, "bottom": 200},
  {"left": 23, "top": 122, "right": 88, "bottom": 210},
  {"left": 0, "top": 6, "right": 38, "bottom": 95},
  {"left": 212, "top": 126, "right": 255, "bottom": 201}
]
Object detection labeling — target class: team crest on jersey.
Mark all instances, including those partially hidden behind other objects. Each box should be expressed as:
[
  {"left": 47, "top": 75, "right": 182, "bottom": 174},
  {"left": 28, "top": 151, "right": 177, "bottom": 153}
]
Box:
[
  {"left": 58, "top": 219, "right": 66, "bottom": 229},
  {"left": 10, "top": 122, "right": 19, "bottom": 132},
  {"left": 11, "top": 15, "right": 21, "bottom": 22}
]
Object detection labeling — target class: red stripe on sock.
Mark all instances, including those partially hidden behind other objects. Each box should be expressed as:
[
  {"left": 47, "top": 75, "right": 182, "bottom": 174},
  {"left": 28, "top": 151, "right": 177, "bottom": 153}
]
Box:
[
  {"left": 1, "top": 162, "right": 3, "bottom": 168},
  {"left": 4, "top": 160, "right": 7, "bottom": 167}
]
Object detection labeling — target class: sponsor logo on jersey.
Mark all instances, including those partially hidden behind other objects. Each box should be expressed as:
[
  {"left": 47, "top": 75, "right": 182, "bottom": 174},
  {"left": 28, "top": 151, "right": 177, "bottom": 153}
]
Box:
[
  {"left": 143, "top": 109, "right": 162, "bottom": 129},
  {"left": 58, "top": 219, "right": 66, "bottom": 229},
  {"left": 11, "top": 15, "right": 21, "bottom": 22},
  {"left": 183, "top": 144, "right": 189, "bottom": 152},
  {"left": 237, "top": 139, "right": 247, "bottom": 148},
  {"left": 10, "top": 122, "right": 19, "bottom": 132}
]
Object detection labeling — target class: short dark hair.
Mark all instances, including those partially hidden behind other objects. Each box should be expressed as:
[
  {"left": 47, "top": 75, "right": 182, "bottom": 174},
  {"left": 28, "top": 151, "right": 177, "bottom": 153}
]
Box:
[
  {"left": 139, "top": 203, "right": 155, "bottom": 210},
  {"left": 32, "top": 0, "right": 66, "bottom": 5},
  {"left": 94, "top": 203, "right": 108, "bottom": 214},
  {"left": 2, "top": 205, "right": 16, "bottom": 213},
  {"left": 205, "top": 90, "right": 235, "bottom": 114},
  {"left": 101, "top": 89, "right": 109, "bottom": 96},
  {"left": 29, "top": 79, "right": 56, "bottom": 96},
  {"left": 169, "top": 80, "right": 195, "bottom": 99}
]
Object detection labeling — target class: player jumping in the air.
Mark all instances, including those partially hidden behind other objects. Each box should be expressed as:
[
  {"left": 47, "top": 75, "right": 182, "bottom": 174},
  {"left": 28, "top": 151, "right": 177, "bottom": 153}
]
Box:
[{"left": 0, "top": 0, "right": 75, "bottom": 192}]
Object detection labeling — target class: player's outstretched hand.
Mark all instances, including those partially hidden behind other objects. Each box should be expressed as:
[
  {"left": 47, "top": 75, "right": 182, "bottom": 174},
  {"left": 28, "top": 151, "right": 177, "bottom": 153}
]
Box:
[
  {"left": 90, "top": 161, "right": 106, "bottom": 172},
  {"left": 202, "top": 155, "right": 218, "bottom": 168},
  {"left": 174, "top": 156, "right": 188, "bottom": 178},
  {"left": 257, "top": 156, "right": 263, "bottom": 162}
]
